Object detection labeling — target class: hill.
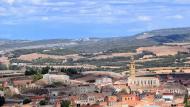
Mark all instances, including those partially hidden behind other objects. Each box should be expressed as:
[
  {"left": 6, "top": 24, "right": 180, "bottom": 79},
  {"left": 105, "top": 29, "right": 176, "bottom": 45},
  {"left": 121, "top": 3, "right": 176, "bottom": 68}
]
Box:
[
  {"left": 0, "top": 27, "right": 190, "bottom": 53},
  {"left": 70, "top": 27, "right": 190, "bottom": 52}
]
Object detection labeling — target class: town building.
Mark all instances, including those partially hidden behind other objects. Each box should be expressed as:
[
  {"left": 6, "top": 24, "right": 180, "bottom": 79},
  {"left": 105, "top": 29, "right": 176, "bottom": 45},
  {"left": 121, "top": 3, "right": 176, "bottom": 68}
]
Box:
[
  {"left": 101, "top": 85, "right": 115, "bottom": 96},
  {"left": 95, "top": 77, "right": 112, "bottom": 87},
  {"left": 158, "top": 82, "right": 187, "bottom": 95},
  {"left": 71, "top": 84, "right": 97, "bottom": 95},
  {"left": 76, "top": 93, "right": 105, "bottom": 106},
  {"left": 117, "top": 94, "right": 140, "bottom": 107},
  {"left": 113, "top": 80, "right": 130, "bottom": 93},
  {"left": 162, "top": 93, "right": 174, "bottom": 102},
  {"left": 43, "top": 74, "right": 71, "bottom": 84},
  {"left": 127, "top": 57, "right": 160, "bottom": 91}
]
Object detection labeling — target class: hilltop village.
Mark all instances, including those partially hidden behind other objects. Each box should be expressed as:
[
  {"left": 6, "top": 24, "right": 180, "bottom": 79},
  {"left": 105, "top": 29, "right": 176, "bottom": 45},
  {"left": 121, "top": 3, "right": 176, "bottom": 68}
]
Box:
[
  {"left": 2, "top": 0, "right": 190, "bottom": 106},
  {"left": 0, "top": 57, "right": 190, "bottom": 107}
]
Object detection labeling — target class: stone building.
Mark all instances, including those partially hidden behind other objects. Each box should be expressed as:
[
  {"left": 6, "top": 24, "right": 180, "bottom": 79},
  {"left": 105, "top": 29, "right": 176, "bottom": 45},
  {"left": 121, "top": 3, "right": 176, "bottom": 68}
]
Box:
[
  {"left": 127, "top": 57, "right": 160, "bottom": 91},
  {"left": 117, "top": 94, "right": 140, "bottom": 107},
  {"left": 43, "top": 74, "right": 71, "bottom": 85},
  {"left": 71, "top": 84, "right": 97, "bottom": 95},
  {"left": 95, "top": 77, "right": 112, "bottom": 87},
  {"left": 158, "top": 82, "right": 187, "bottom": 95},
  {"left": 76, "top": 93, "right": 105, "bottom": 105},
  {"left": 113, "top": 80, "right": 130, "bottom": 93}
]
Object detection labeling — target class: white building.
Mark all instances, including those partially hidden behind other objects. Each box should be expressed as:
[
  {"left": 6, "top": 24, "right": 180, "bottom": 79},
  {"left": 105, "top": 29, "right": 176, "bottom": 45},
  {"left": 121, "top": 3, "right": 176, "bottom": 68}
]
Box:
[
  {"left": 43, "top": 74, "right": 70, "bottom": 84},
  {"left": 95, "top": 77, "right": 112, "bottom": 86},
  {"left": 71, "top": 84, "right": 97, "bottom": 95},
  {"left": 187, "top": 87, "right": 190, "bottom": 96},
  {"left": 162, "top": 93, "right": 174, "bottom": 102}
]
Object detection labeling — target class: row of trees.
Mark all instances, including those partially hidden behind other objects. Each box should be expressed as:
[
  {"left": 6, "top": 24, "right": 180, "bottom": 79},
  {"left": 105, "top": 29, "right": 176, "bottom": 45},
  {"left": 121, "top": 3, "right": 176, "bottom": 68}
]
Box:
[
  {"left": 0, "top": 64, "right": 20, "bottom": 70},
  {"left": 60, "top": 68, "right": 83, "bottom": 77},
  {"left": 25, "top": 66, "right": 85, "bottom": 81},
  {"left": 25, "top": 66, "right": 53, "bottom": 81},
  {"left": 39, "top": 100, "right": 71, "bottom": 107},
  {"left": 22, "top": 98, "right": 71, "bottom": 107},
  {"left": 139, "top": 52, "right": 190, "bottom": 68},
  {"left": 25, "top": 66, "right": 53, "bottom": 75}
]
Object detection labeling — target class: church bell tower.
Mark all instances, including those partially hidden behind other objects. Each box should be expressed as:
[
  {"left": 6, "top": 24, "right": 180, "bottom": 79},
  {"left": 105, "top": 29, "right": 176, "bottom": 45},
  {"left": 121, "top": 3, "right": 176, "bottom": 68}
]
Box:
[{"left": 129, "top": 56, "right": 136, "bottom": 78}]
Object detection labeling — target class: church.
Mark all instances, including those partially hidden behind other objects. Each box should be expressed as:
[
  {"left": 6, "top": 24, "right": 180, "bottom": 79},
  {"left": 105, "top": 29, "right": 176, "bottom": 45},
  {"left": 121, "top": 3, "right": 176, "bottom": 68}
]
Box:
[{"left": 127, "top": 57, "right": 160, "bottom": 91}]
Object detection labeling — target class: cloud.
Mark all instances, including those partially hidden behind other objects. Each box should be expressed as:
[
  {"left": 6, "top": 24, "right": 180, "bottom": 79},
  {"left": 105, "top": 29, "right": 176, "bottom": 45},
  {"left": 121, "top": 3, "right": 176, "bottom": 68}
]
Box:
[
  {"left": 0, "top": 7, "right": 7, "bottom": 16},
  {"left": 166, "top": 15, "right": 184, "bottom": 20},
  {"left": 137, "top": 16, "right": 152, "bottom": 21},
  {"left": 41, "top": 16, "right": 49, "bottom": 21},
  {"left": 0, "top": 0, "right": 190, "bottom": 25},
  {"left": 1, "top": 0, "right": 15, "bottom": 5},
  {"left": 174, "top": 0, "right": 190, "bottom": 4}
]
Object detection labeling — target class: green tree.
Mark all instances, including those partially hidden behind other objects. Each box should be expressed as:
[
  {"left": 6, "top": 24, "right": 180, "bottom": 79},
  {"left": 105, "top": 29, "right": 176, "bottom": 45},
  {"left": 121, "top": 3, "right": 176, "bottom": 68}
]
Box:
[
  {"left": 41, "top": 66, "right": 50, "bottom": 74},
  {"left": 32, "top": 73, "right": 43, "bottom": 82},
  {"left": 9, "top": 65, "right": 20, "bottom": 70},
  {"left": 61, "top": 100, "right": 71, "bottom": 107},
  {"left": 39, "top": 100, "right": 48, "bottom": 105},
  {"left": 23, "top": 98, "right": 31, "bottom": 104},
  {"left": 60, "top": 68, "right": 81, "bottom": 76},
  {"left": 0, "top": 64, "right": 7, "bottom": 70},
  {"left": 25, "top": 68, "right": 37, "bottom": 75},
  {"left": 0, "top": 96, "right": 5, "bottom": 106}
]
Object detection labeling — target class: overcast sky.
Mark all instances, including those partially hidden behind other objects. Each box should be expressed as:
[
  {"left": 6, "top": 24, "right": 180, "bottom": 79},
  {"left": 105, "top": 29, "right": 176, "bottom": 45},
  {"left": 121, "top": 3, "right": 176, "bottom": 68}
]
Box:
[{"left": 0, "top": 0, "right": 190, "bottom": 40}]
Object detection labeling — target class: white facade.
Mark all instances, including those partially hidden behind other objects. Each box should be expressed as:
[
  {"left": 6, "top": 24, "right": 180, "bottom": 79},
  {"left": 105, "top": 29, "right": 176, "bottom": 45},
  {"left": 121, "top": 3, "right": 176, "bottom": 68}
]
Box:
[
  {"left": 43, "top": 74, "right": 70, "bottom": 84},
  {"left": 128, "top": 77, "right": 160, "bottom": 88},
  {"left": 95, "top": 77, "right": 112, "bottom": 86},
  {"left": 127, "top": 57, "right": 160, "bottom": 90},
  {"left": 71, "top": 84, "right": 97, "bottom": 95},
  {"left": 187, "top": 87, "right": 190, "bottom": 96},
  {"left": 162, "top": 94, "right": 174, "bottom": 102}
]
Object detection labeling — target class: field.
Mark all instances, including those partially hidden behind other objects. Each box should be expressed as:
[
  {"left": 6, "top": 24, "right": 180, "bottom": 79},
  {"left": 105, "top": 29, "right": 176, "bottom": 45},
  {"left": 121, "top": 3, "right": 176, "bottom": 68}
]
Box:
[
  {"left": 136, "top": 45, "right": 189, "bottom": 56},
  {"left": 5, "top": 40, "right": 190, "bottom": 73},
  {"left": 17, "top": 53, "right": 83, "bottom": 61},
  {"left": 0, "top": 56, "right": 10, "bottom": 66},
  {"left": 90, "top": 52, "right": 136, "bottom": 60}
]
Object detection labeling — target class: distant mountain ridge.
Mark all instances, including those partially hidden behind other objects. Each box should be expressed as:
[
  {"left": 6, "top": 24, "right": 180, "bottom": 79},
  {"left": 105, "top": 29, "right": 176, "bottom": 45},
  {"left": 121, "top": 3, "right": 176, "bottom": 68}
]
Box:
[
  {"left": 135, "top": 27, "right": 190, "bottom": 43},
  {"left": 1, "top": 27, "right": 190, "bottom": 53}
]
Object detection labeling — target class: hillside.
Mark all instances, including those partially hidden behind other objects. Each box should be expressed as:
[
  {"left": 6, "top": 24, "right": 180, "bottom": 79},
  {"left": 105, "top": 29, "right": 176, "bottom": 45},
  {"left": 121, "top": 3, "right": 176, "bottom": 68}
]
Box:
[
  {"left": 1, "top": 27, "right": 190, "bottom": 72},
  {"left": 69, "top": 27, "right": 190, "bottom": 52},
  {"left": 0, "top": 27, "right": 190, "bottom": 53}
]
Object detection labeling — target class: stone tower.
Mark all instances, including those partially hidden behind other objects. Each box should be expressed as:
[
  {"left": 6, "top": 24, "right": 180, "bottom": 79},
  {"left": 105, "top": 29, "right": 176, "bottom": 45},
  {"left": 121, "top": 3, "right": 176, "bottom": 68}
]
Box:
[{"left": 129, "top": 56, "right": 136, "bottom": 78}]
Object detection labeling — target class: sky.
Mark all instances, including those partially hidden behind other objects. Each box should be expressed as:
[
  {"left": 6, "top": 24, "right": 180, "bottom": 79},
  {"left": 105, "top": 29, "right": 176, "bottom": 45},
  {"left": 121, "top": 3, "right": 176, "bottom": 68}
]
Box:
[{"left": 0, "top": 0, "right": 190, "bottom": 40}]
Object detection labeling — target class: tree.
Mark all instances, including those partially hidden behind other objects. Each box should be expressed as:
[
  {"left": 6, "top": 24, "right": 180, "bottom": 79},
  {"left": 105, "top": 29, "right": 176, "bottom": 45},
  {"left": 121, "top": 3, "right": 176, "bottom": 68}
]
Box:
[
  {"left": 23, "top": 98, "right": 31, "bottom": 104},
  {"left": 180, "top": 69, "right": 184, "bottom": 73},
  {"left": 172, "top": 69, "right": 176, "bottom": 73},
  {"left": 25, "top": 68, "right": 37, "bottom": 75},
  {"left": 61, "top": 100, "right": 71, "bottom": 107},
  {"left": 120, "top": 89, "right": 128, "bottom": 94},
  {"left": 9, "top": 65, "right": 20, "bottom": 70},
  {"left": 39, "top": 100, "right": 48, "bottom": 105},
  {"left": 0, "top": 64, "right": 7, "bottom": 70},
  {"left": 32, "top": 73, "right": 43, "bottom": 82},
  {"left": 0, "top": 96, "right": 5, "bottom": 106},
  {"left": 61, "top": 68, "right": 80, "bottom": 76},
  {"left": 50, "top": 67, "right": 55, "bottom": 71},
  {"left": 184, "top": 95, "right": 190, "bottom": 107},
  {"left": 41, "top": 66, "right": 50, "bottom": 74}
]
